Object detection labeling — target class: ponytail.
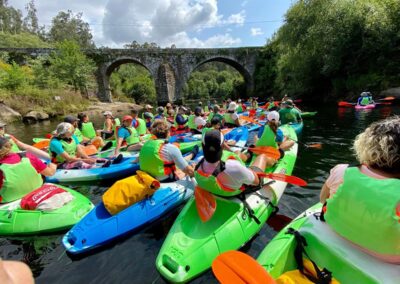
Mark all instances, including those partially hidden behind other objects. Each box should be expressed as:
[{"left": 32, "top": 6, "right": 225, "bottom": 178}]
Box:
[{"left": 268, "top": 120, "right": 278, "bottom": 135}]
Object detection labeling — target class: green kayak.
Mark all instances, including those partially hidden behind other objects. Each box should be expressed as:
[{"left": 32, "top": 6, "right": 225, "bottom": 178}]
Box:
[
  {"left": 257, "top": 203, "right": 400, "bottom": 284},
  {"left": 0, "top": 185, "right": 94, "bottom": 235},
  {"left": 156, "top": 125, "right": 299, "bottom": 283}
]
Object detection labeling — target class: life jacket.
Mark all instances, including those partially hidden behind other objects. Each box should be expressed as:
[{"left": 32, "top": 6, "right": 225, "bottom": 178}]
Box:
[
  {"left": 81, "top": 122, "right": 96, "bottom": 139},
  {"left": 237, "top": 104, "right": 243, "bottom": 113},
  {"left": 139, "top": 139, "right": 176, "bottom": 179},
  {"left": 74, "top": 128, "right": 84, "bottom": 143},
  {"left": 50, "top": 137, "right": 77, "bottom": 163},
  {"left": 187, "top": 115, "right": 197, "bottom": 130},
  {"left": 4, "top": 134, "right": 19, "bottom": 152},
  {"left": 124, "top": 126, "right": 140, "bottom": 145},
  {"left": 113, "top": 118, "right": 121, "bottom": 132},
  {"left": 223, "top": 112, "right": 237, "bottom": 126},
  {"left": 0, "top": 153, "right": 43, "bottom": 203},
  {"left": 194, "top": 151, "right": 245, "bottom": 197},
  {"left": 360, "top": 97, "right": 370, "bottom": 106},
  {"left": 201, "top": 127, "right": 213, "bottom": 139},
  {"left": 256, "top": 125, "right": 278, "bottom": 148},
  {"left": 324, "top": 167, "right": 400, "bottom": 255},
  {"left": 135, "top": 118, "right": 147, "bottom": 135}
]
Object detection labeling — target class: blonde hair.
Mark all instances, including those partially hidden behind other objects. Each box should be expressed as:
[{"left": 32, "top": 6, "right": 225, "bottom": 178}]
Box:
[
  {"left": 0, "top": 138, "right": 12, "bottom": 159},
  {"left": 353, "top": 116, "right": 400, "bottom": 173},
  {"left": 151, "top": 119, "right": 170, "bottom": 139}
]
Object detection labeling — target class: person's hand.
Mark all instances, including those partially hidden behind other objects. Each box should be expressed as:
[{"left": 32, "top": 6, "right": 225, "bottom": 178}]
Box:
[
  {"left": 0, "top": 259, "right": 34, "bottom": 284},
  {"left": 83, "top": 158, "right": 96, "bottom": 164}
]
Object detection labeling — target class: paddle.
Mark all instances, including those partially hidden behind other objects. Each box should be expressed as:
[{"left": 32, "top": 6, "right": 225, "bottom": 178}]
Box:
[
  {"left": 376, "top": 96, "right": 395, "bottom": 101},
  {"left": 32, "top": 139, "right": 50, "bottom": 149},
  {"left": 240, "top": 116, "right": 261, "bottom": 125},
  {"left": 194, "top": 186, "right": 217, "bottom": 222},
  {"left": 338, "top": 101, "right": 355, "bottom": 107},
  {"left": 212, "top": 250, "right": 276, "bottom": 284},
  {"left": 256, "top": 172, "right": 308, "bottom": 187}
]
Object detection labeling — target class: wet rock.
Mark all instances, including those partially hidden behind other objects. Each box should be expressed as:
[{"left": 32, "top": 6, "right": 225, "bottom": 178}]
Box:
[
  {"left": 0, "top": 103, "right": 22, "bottom": 123},
  {"left": 23, "top": 110, "right": 50, "bottom": 123}
]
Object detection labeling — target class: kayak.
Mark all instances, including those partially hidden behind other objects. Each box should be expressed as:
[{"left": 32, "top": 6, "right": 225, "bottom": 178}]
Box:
[
  {"left": 156, "top": 124, "right": 298, "bottom": 283},
  {"left": 257, "top": 203, "right": 400, "bottom": 284},
  {"left": 355, "top": 104, "right": 376, "bottom": 110},
  {"left": 62, "top": 127, "right": 249, "bottom": 254},
  {"left": 0, "top": 184, "right": 93, "bottom": 235},
  {"left": 289, "top": 122, "right": 303, "bottom": 135},
  {"left": 301, "top": 111, "right": 317, "bottom": 118}
]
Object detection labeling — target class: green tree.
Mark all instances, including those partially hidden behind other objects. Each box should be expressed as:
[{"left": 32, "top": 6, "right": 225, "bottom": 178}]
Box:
[
  {"left": 0, "top": 1, "right": 23, "bottom": 34},
  {"left": 23, "top": 0, "right": 39, "bottom": 34},
  {"left": 49, "top": 10, "right": 95, "bottom": 49}
]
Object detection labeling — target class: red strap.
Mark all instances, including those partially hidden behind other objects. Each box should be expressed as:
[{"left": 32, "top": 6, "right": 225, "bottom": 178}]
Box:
[{"left": 20, "top": 184, "right": 66, "bottom": 210}]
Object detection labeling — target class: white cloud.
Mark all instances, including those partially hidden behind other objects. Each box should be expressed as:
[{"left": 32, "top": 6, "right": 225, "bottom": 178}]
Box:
[
  {"left": 241, "top": 1, "right": 248, "bottom": 7},
  {"left": 250, "top": 27, "right": 263, "bottom": 36},
  {"left": 222, "top": 10, "right": 245, "bottom": 26}
]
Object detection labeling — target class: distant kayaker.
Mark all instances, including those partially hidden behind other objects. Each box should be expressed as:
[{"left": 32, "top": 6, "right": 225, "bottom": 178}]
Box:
[
  {"left": 278, "top": 100, "right": 302, "bottom": 125},
  {"left": 174, "top": 106, "right": 189, "bottom": 130},
  {"left": 194, "top": 107, "right": 207, "bottom": 131},
  {"left": 139, "top": 120, "right": 198, "bottom": 181},
  {"left": 142, "top": 104, "right": 154, "bottom": 120},
  {"left": 154, "top": 106, "right": 166, "bottom": 121},
  {"left": 208, "top": 105, "right": 223, "bottom": 122},
  {"left": 96, "top": 111, "right": 118, "bottom": 140},
  {"left": 64, "top": 115, "right": 89, "bottom": 144},
  {"left": 114, "top": 115, "right": 143, "bottom": 156},
  {"left": 320, "top": 116, "right": 400, "bottom": 263},
  {"left": 223, "top": 102, "right": 241, "bottom": 128},
  {"left": 77, "top": 113, "right": 99, "bottom": 141},
  {"left": 130, "top": 109, "right": 148, "bottom": 136},
  {"left": 143, "top": 112, "right": 154, "bottom": 129},
  {"left": 0, "top": 137, "right": 56, "bottom": 203},
  {"left": 357, "top": 91, "right": 374, "bottom": 106},
  {"left": 255, "top": 111, "right": 294, "bottom": 168}
]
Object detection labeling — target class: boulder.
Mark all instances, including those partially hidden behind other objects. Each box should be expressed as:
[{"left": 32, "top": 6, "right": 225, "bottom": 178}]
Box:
[
  {"left": 0, "top": 103, "right": 22, "bottom": 123},
  {"left": 23, "top": 110, "right": 50, "bottom": 123},
  {"left": 379, "top": 87, "right": 400, "bottom": 98}
]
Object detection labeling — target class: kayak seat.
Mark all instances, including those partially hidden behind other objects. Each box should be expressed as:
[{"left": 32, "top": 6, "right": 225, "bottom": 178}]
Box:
[{"left": 299, "top": 215, "right": 400, "bottom": 284}]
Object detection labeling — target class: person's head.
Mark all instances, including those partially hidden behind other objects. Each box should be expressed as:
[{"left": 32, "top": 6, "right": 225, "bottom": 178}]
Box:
[
  {"left": 54, "top": 122, "right": 75, "bottom": 139},
  {"left": 185, "top": 107, "right": 192, "bottom": 116},
  {"left": 131, "top": 109, "right": 139, "bottom": 118},
  {"left": 269, "top": 96, "right": 275, "bottom": 102},
  {"left": 0, "top": 122, "right": 6, "bottom": 136},
  {"left": 194, "top": 106, "right": 203, "bottom": 117},
  {"left": 103, "top": 111, "right": 113, "bottom": 119},
  {"left": 77, "top": 113, "right": 89, "bottom": 123},
  {"left": 143, "top": 112, "right": 153, "bottom": 121},
  {"left": 360, "top": 91, "right": 369, "bottom": 97},
  {"left": 178, "top": 106, "right": 187, "bottom": 114},
  {"left": 156, "top": 106, "right": 164, "bottom": 115},
  {"left": 122, "top": 115, "right": 133, "bottom": 127},
  {"left": 145, "top": 104, "right": 153, "bottom": 111},
  {"left": 167, "top": 109, "right": 175, "bottom": 117},
  {"left": 213, "top": 105, "right": 220, "bottom": 113},
  {"left": 64, "top": 115, "right": 79, "bottom": 128},
  {"left": 198, "top": 101, "right": 203, "bottom": 106},
  {"left": 0, "top": 137, "right": 13, "bottom": 159},
  {"left": 151, "top": 119, "right": 170, "bottom": 139},
  {"left": 166, "top": 102, "right": 172, "bottom": 109},
  {"left": 202, "top": 130, "right": 224, "bottom": 163},
  {"left": 210, "top": 116, "right": 222, "bottom": 129},
  {"left": 285, "top": 100, "right": 294, "bottom": 108},
  {"left": 267, "top": 111, "right": 280, "bottom": 133},
  {"left": 353, "top": 116, "right": 400, "bottom": 174},
  {"left": 228, "top": 102, "right": 237, "bottom": 112}
]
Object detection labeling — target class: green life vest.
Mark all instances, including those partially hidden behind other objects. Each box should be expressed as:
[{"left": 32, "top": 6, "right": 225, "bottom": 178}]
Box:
[
  {"left": 113, "top": 118, "right": 121, "bottom": 132},
  {"left": 51, "top": 138, "right": 77, "bottom": 163},
  {"left": 194, "top": 151, "right": 244, "bottom": 197},
  {"left": 267, "top": 102, "right": 275, "bottom": 110},
  {"left": 360, "top": 97, "right": 370, "bottom": 106},
  {"left": 74, "top": 128, "right": 83, "bottom": 143},
  {"left": 237, "top": 104, "right": 243, "bottom": 113},
  {"left": 4, "top": 134, "right": 19, "bottom": 152},
  {"left": 201, "top": 127, "right": 213, "bottom": 139},
  {"left": 0, "top": 154, "right": 43, "bottom": 203},
  {"left": 139, "top": 139, "right": 175, "bottom": 178},
  {"left": 135, "top": 118, "right": 147, "bottom": 135},
  {"left": 256, "top": 125, "right": 278, "bottom": 148},
  {"left": 223, "top": 113, "right": 236, "bottom": 125},
  {"left": 81, "top": 122, "right": 96, "bottom": 139},
  {"left": 187, "top": 115, "right": 197, "bottom": 130},
  {"left": 325, "top": 167, "right": 400, "bottom": 255},
  {"left": 124, "top": 126, "right": 140, "bottom": 145}
]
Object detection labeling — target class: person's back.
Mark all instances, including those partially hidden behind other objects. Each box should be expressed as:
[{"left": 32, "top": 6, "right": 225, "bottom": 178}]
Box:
[{"left": 279, "top": 101, "right": 301, "bottom": 124}]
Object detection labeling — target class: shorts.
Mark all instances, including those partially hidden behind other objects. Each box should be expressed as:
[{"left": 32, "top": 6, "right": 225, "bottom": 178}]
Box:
[{"left": 101, "top": 131, "right": 114, "bottom": 140}]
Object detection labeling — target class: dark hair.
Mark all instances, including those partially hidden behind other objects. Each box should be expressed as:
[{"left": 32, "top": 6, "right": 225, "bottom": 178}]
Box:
[
  {"left": 131, "top": 109, "right": 139, "bottom": 115},
  {"left": 268, "top": 120, "right": 278, "bottom": 135},
  {"left": 151, "top": 120, "right": 170, "bottom": 139},
  {"left": 210, "top": 116, "right": 221, "bottom": 126},
  {"left": 77, "top": 113, "right": 87, "bottom": 130}
]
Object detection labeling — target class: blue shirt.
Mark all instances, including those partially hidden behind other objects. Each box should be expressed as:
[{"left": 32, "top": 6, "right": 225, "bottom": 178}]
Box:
[
  {"left": 117, "top": 127, "right": 131, "bottom": 140},
  {"left": 49, "top": 135, "right": 79, "bottom": 155},
  {"left": 257, "top": 126, "right": 284, "bottom": 143},
  {"left": 175, "top": 114, "right": 188, "bottom": 125}
]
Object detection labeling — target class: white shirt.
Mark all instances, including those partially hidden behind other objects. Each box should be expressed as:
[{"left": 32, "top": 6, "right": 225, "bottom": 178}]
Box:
[{"left": 194, "top": 116, "right": 207, "bottom": 127}]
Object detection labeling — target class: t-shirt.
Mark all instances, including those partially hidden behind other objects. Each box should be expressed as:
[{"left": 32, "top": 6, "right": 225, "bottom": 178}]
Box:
[
  {"left": 157, "top": 143, "right": 189, "bottom": 180},
  {"left": 201, "top": 159, "right": 256, "bottom": 190},
  {"left": 194, "top": 116, "right": 207, "bottom": 127},
  {"left": 0, "top": 153, "right": 46, "bottom": 173},
  {"left": 49, "top": 135, "right": 79, "bottom": 156},
  {"left": 117, "top": 127, "right": 131, "bottom": 140},
  {"left": 279, "top": 108, "right": 302, "bottom": 124},
  {"left": 257, "top": 126, "right": 284, "bottom": 143}
]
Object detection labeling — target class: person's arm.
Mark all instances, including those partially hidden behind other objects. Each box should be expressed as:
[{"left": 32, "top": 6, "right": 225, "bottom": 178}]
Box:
[
  {"left": 233, "top": 113, "right": 241, "bottom": 126},
  {"left": 320, "top": 183, "right": 331, "bottom": 204},
  {"left": 40, "top": 163, "right": 57, "bottom": 176},
  {"left": 105, "top": 119, "right": 113, "bottom": 132},
  {"left": 114, "top": 137, "right": 124, "bottom": 155},
  {"left": 168, "top": 144, "right": 194, "bottom": 177},
  {"left": 12, "top": 138, "right": 50, "bottom": 160}
]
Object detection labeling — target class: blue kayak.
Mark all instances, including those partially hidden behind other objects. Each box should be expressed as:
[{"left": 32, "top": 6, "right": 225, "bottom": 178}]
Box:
[{"left": 289, "top": 122, "right": 303, "bottom": 135}]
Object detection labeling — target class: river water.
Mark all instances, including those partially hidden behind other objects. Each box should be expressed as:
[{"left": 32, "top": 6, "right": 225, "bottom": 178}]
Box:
[{"left": 1, "top": 105, "right": 398, "bottom": 283}]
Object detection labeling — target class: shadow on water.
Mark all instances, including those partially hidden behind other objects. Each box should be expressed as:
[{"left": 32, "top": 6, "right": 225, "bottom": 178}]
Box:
[{"left": 0, "top": 105, "right": 399, "bottom": 284}]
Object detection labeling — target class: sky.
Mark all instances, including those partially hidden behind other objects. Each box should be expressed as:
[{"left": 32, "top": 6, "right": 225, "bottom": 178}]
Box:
[{"left": 8, "top": 0, "right": 295, "bottom": 48}]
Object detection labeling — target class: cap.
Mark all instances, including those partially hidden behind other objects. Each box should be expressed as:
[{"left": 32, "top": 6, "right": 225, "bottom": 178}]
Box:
[
  {"left": 179, "top": 106, "right": 187, "bottom": 112},
  {"left": 145, "top": 104, "right": 153, "bottom": 109},
  {"left": 122, "top": 115, "right": 133, "bottom": 121},
  {"left": 228, "top": 102, "right": 237, "bottom": 111},
  {"left": 103, "top": 111, "right": 113, "bottom": 116},
  {"left": 64, "top": 115, "right": 79, "bottom": 124},
  {"left": 0, "top": 122, "right": 6, "bottom": 127},
  {"left": 267, "top": 111, "right": 280, "bottom": 122},
  {"left": 143, "top": 112, "right": 153, "bottom": 119},
  {"left": 55, "top": 122, "right": 74, "bottom": 137},
  {"left": 202, "top": 130, "right": 224, "bottom": 163}
]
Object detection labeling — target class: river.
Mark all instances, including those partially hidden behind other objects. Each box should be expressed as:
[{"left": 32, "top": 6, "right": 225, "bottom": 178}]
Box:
[{"left": 1, "top": 105, "right": 398, "bottom": 283}]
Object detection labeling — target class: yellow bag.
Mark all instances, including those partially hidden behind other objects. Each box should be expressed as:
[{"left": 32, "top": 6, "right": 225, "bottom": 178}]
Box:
[{"left": 103, "top": 170, "right": 161, "bottom": 215}]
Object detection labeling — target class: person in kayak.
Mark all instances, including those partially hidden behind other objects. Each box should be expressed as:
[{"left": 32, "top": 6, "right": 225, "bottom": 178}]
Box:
[
  {"left": 278, "top": 100, "right": 302, "bottom": 125},
  {"left": 139, "top": 120, "right": 197, "bottom": 181},
  {"left": 188, "top": 107, "right": 206, "bottom": 134},
  {"left": 208, "top": 105, "right": 223, "bottom": 123},
  {"left": 357, "top": 91, "right": 374, "bottom": 106},
  {"left": 202, "top": 117, "right": 236, "bottom": 153},
  {"left": 223, "top": 102, "right": 241, "bottom": 128},
  {"left": 114, "top": 115, "right": 143, "bottom": 156},
  {"left": 154, "top": 106, "right": 166, "bottom": 121},
  {"left": 320, "top": 116, "right": 400, "bottom": 264},
  {"left": 255, "top": 111, "right": 294, "bottom": 167},
  {"left": 0, "top": 137, "right": 56, "bottom": 203},
  {"left": 77, "top": 113, "right": 97, "bottom": 140},
  {"left": 130, "top": 109, "right": 148, "bottom": 136},
  {"left": 64, "top": 115, "right": 88, "bottom": 144},
  {"left": 195, "top": 130, "right": 273, "bottom": 196},
  {"left": 142, "top": 104, "right": 154, "bottom": 120},
  {"left": 96, "top": 111, "right": 118, "bottom": 140},
  {"left": 174, "top": 106, "right": 188, "bottom": 130}
]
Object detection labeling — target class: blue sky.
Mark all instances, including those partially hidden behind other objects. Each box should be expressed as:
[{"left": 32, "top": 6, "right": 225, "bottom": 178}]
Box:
[{"left": 8, "top": 0, "right": 294, "bottom": 48}]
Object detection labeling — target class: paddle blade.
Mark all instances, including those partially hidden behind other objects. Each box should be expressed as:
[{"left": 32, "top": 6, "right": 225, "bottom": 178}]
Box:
[
  {"left": 240, "top": 116, "right": 259, "bottom": 125},
  {"left": 378, "top": 96, "right": 395, "bottom": 101},
  {"left": 212, "top": 251, "right": 276, "bottom": 284},
  {"left": 194, "top": 186, "right": 216, "bottom": 222},
  {"left": 338, "top": 101, "right": 354, "bottom": 107},
  {"left": 33, "top": 139, "right": 50, "bottom": 149},
  {"left": 84, "top": 145, "right": 98, "bottom": 156},
  {"left": 248, "top": 146, "right": 281, "bottom": 160},
  {"left": 306, "top": 143, "right": 322, "bottom": 149},
  {"left": 257, "top": 173, "right": 307, "bottom": 186}
]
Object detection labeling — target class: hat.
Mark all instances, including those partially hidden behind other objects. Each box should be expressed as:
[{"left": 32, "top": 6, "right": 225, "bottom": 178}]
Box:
[
  {"left": 202, "top": 130, "right": 224, "bottom": 163},
  {"left": 285, "top": 100, "right": 294, "bottom": 107},
  {"left": 122, "top": 115, "right": 133, "bottom": 121},
  {"left": 228, "top": 102, "right": 237, "bottom": 111},
  {"left": 179, "top": 106, "right": 187, "bottom": 112},
  {"left": 143, "top": 112, "right": 153, "bottom": 119},
  {"left": 267, "top": 111, "right": 280, "bottom": 122},
  {"left": 55, "top": 122, "right": 74, "bottom": 137},
  {"left": 145, "top": 104, "right": 153, "bottom": 109},
  {"left": 103, "top": 111, "right": 113, "bottom": 116},
  {"left": 156, "top": 106, "right": 164, "bottom": 114},
  {"left": 0, "top": 122, "right": 6, "bottom": 127},
  {"left": 64, "top": 115, "right": 79, "bottom": 124}
]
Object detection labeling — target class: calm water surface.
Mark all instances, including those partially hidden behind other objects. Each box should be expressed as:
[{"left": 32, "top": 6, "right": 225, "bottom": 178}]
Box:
[{"left": 1, "top": 105, "right": 399, "bottom": 283}]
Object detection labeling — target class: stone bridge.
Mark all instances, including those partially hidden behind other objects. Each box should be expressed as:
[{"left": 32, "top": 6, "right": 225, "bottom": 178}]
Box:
[{"left": 0, "top": 47, "right": 262, "bottom": 104}]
